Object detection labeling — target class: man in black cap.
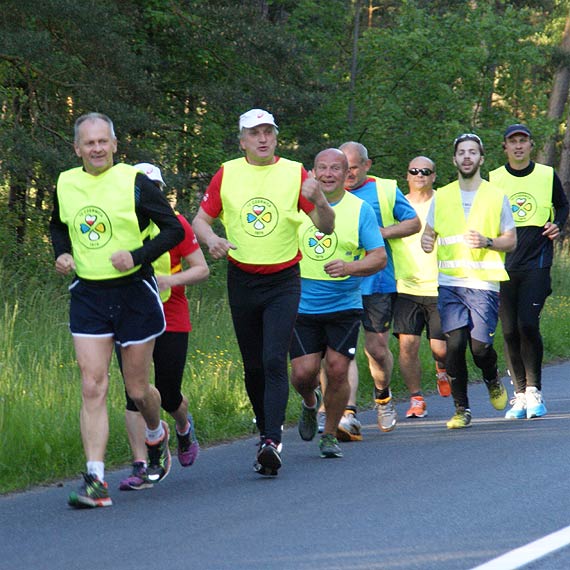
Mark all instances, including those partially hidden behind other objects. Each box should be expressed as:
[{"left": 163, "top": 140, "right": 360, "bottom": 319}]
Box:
[{"left": 490, "top": 124, "right": 569, "bottom": 420}]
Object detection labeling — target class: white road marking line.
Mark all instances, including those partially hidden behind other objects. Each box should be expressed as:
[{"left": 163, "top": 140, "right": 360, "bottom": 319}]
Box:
[{"left": 470, "top": 525, "right": 570, "bottom": 569}]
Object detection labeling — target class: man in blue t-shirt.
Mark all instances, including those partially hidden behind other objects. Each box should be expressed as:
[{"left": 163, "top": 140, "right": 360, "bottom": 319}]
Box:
[
  {"left": 326, "top": 142, "right": 420, "bottom": 437},
  {"left": 290, "top": 148, "right": 386, "bottom": 458}
]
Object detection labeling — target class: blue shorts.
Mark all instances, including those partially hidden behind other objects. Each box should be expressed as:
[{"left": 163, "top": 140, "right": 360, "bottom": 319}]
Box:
[
  {"left": 69, "top": 277, "right": 165, "bottom": 347},
  {"left": 437, "top": 286, "right": 499, "bottom": 344}
]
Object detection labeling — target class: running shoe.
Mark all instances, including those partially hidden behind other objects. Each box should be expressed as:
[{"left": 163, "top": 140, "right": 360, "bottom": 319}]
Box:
[
  {"left": 254, "top": 438, "right": 282, "bottom": 476},
  {"left": 298, "top": 389, "right": 322, "bottom": 441},
  {"left": 319, "top": 434, "right": 343, "bottom": 458},
  {"left": 485, "top": 375, "right": 508, "bottom": 410},
  {"left": 436, "top": 370, "right": 452, "bottom": 397},
  {"left": 505, "top": 392, "right": 526, "bottom": 420},
  {"left": 375, "top": 393, "right": 397, "bottom": 432},
  {"left": 526, "top": 387, "right": 547, "bottom": 419},
  {"left": 336, "top": 411, "right": 363, "bottom": 441},
  {"left": 119, "top": 461, "right": 154, "bottom": 491},
  {"left": 405, "top": 396, "right": 427, "bottom": 418},
  {"left": 146, "top": 420, "right": 171, "bottom": 482},
  {"left": 68, "top": 473, "right": 112, "bottom": 508},
  {"left": 317, "top": 411, "right": 326, "bottom": 434},
  {"left": 177, "top": 413, "right": 200, "bottom": 467},
  {"left": 446, "top": 407, "right": 472, "bottom": 429}
]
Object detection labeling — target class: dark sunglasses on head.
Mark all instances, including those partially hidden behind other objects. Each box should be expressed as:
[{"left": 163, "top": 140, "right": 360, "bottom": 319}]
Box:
[
  {"left": 454, "top": 133, "right": 482, "bottom": 146},
  {"left": 408, "top": 168, "right": 434, "bottom": 176}
]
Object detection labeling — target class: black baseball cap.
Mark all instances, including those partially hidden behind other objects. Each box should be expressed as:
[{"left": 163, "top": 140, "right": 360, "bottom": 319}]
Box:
[{"left": 504, "top": 124, "right": 532, "bottom": 139}]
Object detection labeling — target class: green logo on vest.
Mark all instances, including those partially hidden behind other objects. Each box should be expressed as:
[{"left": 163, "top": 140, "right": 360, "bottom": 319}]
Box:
[
  {"left": 241, "top": 198, "right": 279, "bottom": 237},
  {"left": 74, "top": 206, "right": 112, "bottom": 248},
  {"left": 301, "top": 225, "right": 337, "bottom": 261},
  {"left": 510, "top": 192, "right": 537, "bottom": 224}
]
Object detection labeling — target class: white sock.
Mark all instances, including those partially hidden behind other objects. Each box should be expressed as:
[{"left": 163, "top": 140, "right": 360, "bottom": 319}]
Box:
[
  {"left": 146, "top": 422, "right": 165, "bottom": 443},
  {"left": 86, "top": 461, "right": 105, "bottom": 481}
]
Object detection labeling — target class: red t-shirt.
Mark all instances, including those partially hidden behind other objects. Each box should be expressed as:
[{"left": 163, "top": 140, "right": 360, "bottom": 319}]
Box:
[
  {"left": 200, "top": 157, "right": 313, "bottom": 274},
  {"left": 163, "top": 214, "right": 200, "bottom": 332}
]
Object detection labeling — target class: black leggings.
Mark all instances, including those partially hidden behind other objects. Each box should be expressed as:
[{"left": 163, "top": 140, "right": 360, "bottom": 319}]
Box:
[
  {"left": 227, "top": 263, "right": 300, "bottom": 443},
  {"left": 123, "top": 331, "right": 189, "bottom": 413},
  {"left": 500, "top": 268, "right": 551, "bottom": 392},
  {"left": 446, "top": 327, "right": 498, "bottom": 409}
]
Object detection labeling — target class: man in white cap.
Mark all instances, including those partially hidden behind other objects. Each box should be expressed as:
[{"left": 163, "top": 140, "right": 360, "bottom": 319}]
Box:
[
  {"left": 490, "top": 124, "right": 569, "bottom": 420},
  {"left": 193, "top": 108, "right": 334, "bottom": 476}
]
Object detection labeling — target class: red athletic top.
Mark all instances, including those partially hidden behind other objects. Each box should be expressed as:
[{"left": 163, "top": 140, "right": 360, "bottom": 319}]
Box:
[
  {"left": 200, "top": 158, "right": 313, "bottom": 274},
  {"left": 164, "top": 214, "right": 200, "bottom": 332}
]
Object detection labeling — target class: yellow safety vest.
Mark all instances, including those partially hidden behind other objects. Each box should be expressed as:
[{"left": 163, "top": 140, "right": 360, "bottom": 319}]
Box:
[
  {"left": 433, "top": 180, "right": 509, "bottom": 281},
  {"left": 220, "top": 157, "right": 303, "bottom": 265},
  {"left": 299, "top": 191, "right": 364, "bottom": 281},
  {"left": 371, "top": 176, "right": 418, "bottom": 279},
  {"left": 489, "top": 163, "right": 553, "bottom": 227},
  {"left": 57, "top": 164, "right": 143, "bottom": 280}
]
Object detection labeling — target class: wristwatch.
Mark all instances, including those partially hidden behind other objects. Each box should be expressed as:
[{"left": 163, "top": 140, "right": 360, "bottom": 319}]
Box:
[{"left": 485, "top": 237, "right": 493, "bottom": 248}]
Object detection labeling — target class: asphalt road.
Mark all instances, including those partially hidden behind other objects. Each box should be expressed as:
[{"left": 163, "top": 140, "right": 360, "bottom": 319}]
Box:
[{"left": 2, "top": 362, "right": 570, "bottom": 570}]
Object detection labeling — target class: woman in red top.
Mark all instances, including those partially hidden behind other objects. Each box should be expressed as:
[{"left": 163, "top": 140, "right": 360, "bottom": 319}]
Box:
[{"left": 120, "top": 163, "right": 209, "bottom": 490}]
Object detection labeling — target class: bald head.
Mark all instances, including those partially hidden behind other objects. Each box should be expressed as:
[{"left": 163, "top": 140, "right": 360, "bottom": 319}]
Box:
[
  {"left": 314, "top": 148, "right": 349, "bottom": 201},
  {"left": 314, "top": 148, "right": 348, "bottom": 169},
  {"left": 407, "top": 155, "right": 436, "bottom": 195}
]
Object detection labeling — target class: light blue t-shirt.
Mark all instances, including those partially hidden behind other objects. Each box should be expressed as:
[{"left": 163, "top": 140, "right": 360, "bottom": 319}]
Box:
[
  {"left": 299, "top": 198, "right": 384, "bottom": 314},
  {"left": 349, "top": 178, "right": 418, "bottom": 294}
]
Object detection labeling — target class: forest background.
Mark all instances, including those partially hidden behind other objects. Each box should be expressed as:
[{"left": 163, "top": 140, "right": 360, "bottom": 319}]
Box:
[{"left": 2, "top": 0, "right": 570, "bottom": 493}]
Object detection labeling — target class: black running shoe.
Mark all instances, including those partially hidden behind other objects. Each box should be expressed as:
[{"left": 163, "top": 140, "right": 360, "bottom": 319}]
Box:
[
  {"left": 146, "top": 420, "right": 171, "bottom": 482},
  {"left": 253, "top": 439, "right": 282, "bottom": 477}
]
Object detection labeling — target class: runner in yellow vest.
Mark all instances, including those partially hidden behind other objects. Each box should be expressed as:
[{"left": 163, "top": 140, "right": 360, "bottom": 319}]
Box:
[
  {"left": 289, "top": 148, "right": 386, "bottom": 459},
  {"left": 421, "top": 133, "right": 516, "bottom": 429},
  {"left": 118, "top": 163, "right": 209, "bottom": 491},
  {"left": 329, "top": 141, "right": 420, "bottom": 437},
  {"left": 490, "top": 124, "right": 568, "bottom": 420},
  {"left": 393, "top": 156, "right": 451, "bottom": 421},
  {"left": 50, "top": 113, "right": 184, "bottom": 507},
  {"left": 193, "top": 109, "right": 334, "bottom": 476}
]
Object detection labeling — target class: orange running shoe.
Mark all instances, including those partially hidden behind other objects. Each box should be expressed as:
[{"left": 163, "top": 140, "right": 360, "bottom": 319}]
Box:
[
  {"left": 405, "top": 396, "right": 427, "bottom": 418},
  {"left": 436, "top": 370, "right": 452, "bottom": 397}
]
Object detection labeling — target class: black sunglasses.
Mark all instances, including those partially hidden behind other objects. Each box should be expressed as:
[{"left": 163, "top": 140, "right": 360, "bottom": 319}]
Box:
[{"left": 408, "top": 168, "right": 434, "bottom": 176}]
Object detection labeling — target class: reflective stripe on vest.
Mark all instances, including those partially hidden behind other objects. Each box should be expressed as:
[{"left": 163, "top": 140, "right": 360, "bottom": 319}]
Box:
[{"left": 433, "top": 180, "right": 508, "bottom": 281}]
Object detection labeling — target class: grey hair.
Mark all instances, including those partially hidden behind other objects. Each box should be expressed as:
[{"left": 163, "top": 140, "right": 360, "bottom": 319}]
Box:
[
  {"left": 339, "top": 141, "right": 369, "bottom": 161},
  {"left": 238, "top": 125, "right": 279, "bottom": 140},
  {"left": 74, "top": 112, "right": 116, "bottom": 143}
]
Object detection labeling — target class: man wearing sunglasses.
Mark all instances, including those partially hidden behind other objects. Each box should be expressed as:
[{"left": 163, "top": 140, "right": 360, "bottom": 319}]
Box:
[
  {"left": 490, "top": 124, "right": 568, "bottom": 420},
  {"left": 421, "top": 134, "right": 516, "bottom": 429},
  {"left": 392, "top": 157, "right": 450, "bottom": 420}
]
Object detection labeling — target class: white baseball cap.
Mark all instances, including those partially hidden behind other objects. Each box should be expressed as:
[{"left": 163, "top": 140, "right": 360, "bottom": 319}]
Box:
[
  {"left": 134, "top": 162, "right": 166, "bottom": 186},
  {"left": 239, "top": 108, "right": 278, "bottom": 130}
]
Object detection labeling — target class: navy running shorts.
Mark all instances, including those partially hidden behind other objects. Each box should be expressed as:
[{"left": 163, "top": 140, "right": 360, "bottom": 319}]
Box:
[
  {"left": 290, "top": 309, "right": 363, "bottom": 360},
  {"left": 69, "top": 277, "right": 165, "bottom": 347}
]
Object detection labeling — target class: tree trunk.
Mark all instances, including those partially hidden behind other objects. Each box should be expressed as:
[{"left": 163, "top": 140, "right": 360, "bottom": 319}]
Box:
[
  {"left": 348, "top": 0, "right": 362, "bottom": 129},
  {"left": 537, "top": 15, "right": 570, "bottom": 166},
  {"left": 8, "top": 179, "right": 28, "bottom": 245}
]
